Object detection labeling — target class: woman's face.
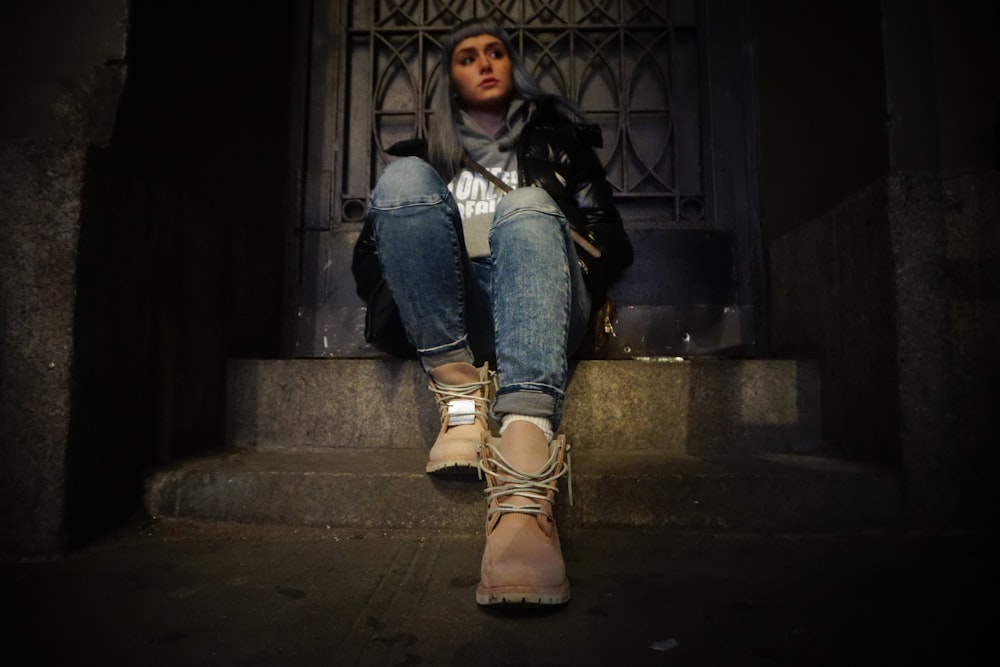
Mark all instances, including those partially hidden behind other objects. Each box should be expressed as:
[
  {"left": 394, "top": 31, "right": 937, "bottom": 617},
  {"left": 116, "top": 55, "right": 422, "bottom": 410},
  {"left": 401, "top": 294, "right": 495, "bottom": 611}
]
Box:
[{"left": 449, "top": 33, "right": 514, "bottom": 113}]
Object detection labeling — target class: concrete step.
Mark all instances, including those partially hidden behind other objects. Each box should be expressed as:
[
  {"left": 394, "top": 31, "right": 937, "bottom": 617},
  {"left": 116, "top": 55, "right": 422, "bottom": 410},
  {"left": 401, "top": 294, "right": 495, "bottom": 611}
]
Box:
[
  {"left": 145, "top": 357, "right": 899, "bottom": 533},
  {"left": 225, "top": 358, "right": 823, "bottom": 454},
  {"left": 144, "top": 448, "right": 903, "bottom": 532}
]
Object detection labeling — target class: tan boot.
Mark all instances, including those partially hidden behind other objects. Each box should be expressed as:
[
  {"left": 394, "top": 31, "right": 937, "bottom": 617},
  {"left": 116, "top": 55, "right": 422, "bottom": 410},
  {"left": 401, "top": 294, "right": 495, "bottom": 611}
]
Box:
[
  {"left": 425, "top": 362, "right": 494, "bottom": 475},
  {"left": 476, "top": 432, "right": 572, "bottom": 606}
]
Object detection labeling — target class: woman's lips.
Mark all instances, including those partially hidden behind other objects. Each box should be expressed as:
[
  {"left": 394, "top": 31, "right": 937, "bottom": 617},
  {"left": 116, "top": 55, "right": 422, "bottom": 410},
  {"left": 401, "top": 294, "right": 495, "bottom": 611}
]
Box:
[{"left": 479, "top": 78, "right": 500, "bottom": 88}]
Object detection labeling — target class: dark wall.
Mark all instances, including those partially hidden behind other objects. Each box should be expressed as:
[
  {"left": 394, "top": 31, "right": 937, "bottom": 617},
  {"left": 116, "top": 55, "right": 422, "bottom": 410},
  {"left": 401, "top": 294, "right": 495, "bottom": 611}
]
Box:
[
  {"left": 754, "top": 0, "right": 889, "bottom": 241},
  {"left": 65, "top": 0, "right": 298, "bottom": 543},
  {"left": 110, "top": 1, "right": 296, "bottom": 358},
  {"left": 929, "top": 0, "right": 1000, "bottom": 174}
]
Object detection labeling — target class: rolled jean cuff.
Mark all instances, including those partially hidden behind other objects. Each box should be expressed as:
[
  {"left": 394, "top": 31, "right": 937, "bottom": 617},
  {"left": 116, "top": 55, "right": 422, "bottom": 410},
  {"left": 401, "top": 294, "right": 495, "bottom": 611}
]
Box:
[
  {"left": 493, "top": 383, "right": 564, "bottom": 428},
  {"left": 418, "top": 335, "right": 475, "bottom": 374}
]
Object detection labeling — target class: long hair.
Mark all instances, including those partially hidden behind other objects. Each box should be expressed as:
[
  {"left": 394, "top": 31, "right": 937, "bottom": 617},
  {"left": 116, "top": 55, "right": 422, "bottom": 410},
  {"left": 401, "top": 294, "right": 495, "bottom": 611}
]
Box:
[{"left": 427, "top": 17, "right": 587, "bottom": 179}]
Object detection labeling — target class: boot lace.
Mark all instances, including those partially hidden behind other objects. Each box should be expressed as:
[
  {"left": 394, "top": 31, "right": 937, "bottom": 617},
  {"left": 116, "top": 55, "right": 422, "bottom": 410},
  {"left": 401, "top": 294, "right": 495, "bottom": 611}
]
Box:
[
  {"left": 428, "top": 365, "right": 495, "bottom": 426},
  {"left": 479, "top": 437, "right": 573, "bottom": 524}
]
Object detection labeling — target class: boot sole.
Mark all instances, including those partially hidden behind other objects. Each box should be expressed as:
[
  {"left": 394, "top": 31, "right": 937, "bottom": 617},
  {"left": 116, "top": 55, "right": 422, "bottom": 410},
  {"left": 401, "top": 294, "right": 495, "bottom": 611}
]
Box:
[
  {"left": 425, "top": 460, "right": 479, "bottom": 475},
  {"left": 475, "top": 580, "right": 571, "bottom": 606}
]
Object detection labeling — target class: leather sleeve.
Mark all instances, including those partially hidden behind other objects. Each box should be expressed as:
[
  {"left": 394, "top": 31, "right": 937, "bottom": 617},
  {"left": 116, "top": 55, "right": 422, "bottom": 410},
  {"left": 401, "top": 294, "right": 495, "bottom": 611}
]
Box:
[
  {"left": 565, "top": 125, "right": 634, "bottom": 280},
  {"left": 521, "top": 117, "right": 634, "bottom": 295},
  {"left": 351, "top": 138, "right": 428, "bottom": 303},
  {"left": 351, "top": 216, "right": 382, "bottom": 303}
]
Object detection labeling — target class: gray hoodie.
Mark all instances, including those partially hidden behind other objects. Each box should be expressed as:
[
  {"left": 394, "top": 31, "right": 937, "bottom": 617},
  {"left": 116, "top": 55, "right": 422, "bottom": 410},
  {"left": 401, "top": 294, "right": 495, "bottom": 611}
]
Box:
[{"left": 449, "top": 99, "right": 531, "bottom": 258}]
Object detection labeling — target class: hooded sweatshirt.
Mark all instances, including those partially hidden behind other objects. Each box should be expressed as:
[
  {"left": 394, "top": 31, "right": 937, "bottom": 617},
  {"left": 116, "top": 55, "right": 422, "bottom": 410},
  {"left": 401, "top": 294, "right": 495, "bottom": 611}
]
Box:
[{"left": 448, "top": 98, "right": 530, "bottom": 258}]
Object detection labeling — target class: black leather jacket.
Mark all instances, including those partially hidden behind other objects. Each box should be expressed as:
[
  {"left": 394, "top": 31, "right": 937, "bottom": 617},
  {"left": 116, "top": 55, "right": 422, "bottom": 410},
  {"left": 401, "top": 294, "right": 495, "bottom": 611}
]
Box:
[{"left": 351, "top": 98, "right": 633, "bottom": 355}]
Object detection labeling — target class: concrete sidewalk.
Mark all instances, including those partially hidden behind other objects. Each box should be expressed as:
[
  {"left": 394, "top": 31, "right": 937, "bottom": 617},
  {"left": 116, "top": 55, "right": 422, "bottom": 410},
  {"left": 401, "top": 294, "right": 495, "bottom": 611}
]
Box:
[{"left": 4, "top": 518, "right": 991, "bottom": 666}]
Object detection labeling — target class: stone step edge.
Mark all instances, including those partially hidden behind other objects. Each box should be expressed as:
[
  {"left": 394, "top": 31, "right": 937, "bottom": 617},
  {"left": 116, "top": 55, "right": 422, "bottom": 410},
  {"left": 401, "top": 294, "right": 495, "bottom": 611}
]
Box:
[
  {"left": 226, "top": 358, "right": 824, "bottom": 454},
  {"left": 144, "top": 448, "right": 903, "bottom": 532}
]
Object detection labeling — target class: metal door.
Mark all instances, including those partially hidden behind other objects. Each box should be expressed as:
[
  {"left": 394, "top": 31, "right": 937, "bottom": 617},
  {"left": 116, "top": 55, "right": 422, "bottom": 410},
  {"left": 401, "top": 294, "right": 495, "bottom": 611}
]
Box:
[{"left": 290, "top": 0, "right": 763, "bottom": 359}]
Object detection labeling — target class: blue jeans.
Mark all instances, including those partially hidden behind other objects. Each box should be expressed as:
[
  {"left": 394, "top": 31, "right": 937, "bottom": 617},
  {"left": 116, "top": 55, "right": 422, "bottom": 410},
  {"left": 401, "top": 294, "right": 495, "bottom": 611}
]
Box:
[{"left": 368, "top": 157, "right": 591, "bottom": 427}]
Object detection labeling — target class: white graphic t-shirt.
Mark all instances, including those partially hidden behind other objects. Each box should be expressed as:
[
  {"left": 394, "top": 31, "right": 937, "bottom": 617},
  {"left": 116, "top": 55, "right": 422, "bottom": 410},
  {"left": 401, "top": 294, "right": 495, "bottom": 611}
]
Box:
[{"left": 448, "top": 161, "right": 518, "bottom": 258}]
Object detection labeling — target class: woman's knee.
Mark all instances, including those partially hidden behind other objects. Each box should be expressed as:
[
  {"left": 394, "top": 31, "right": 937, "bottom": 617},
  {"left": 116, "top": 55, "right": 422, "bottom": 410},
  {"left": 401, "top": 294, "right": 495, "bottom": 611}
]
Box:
[
  {"left": 492, "top": 187, "right": 567, "bottom": 247},
  {"left": 372, "top": 157, "right": 445, "bottom": 207},
  {"left": 494, "top": 186, "right": 562, "bottom": 219}
]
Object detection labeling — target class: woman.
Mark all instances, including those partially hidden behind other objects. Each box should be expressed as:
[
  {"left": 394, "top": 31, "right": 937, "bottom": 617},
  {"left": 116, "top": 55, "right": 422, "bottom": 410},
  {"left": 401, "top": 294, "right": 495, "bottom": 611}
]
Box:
[{"left": 352, "top": 18, "right": 633, "bottom": 606}]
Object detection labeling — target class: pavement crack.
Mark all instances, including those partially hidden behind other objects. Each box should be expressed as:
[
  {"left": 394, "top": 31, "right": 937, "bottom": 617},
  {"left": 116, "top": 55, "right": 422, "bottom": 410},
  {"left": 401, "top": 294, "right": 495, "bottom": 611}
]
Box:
[{"left": 336, "top": 538, "right": 442, "bottom": 665}]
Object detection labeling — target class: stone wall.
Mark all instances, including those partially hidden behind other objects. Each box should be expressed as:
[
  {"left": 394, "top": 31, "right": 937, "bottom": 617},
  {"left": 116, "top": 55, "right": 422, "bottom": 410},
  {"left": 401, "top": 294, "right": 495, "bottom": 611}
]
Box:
[
  {"left": 769, "top": 170, "right": 997, "bottom": 527},
  {"left": 0, "top": 141, "right": 86, "bottom": 555},
  {"left": 942, "top": 171, "right": 1000, "bottom": 526},
  {"left": 0, "top": 0, "right": 128, "bottom": 556},
  {"left": 1, "top": 0, "right": 295, "bottom": 556},
  {"left": 768, "top": 180, "right": 900, "bottom": 464}
]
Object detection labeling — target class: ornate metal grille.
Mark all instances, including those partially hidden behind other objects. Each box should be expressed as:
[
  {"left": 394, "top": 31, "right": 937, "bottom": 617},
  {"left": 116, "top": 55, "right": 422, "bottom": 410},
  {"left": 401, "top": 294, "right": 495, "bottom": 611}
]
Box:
[{"left": 335, "top": 0, "right": 703, "bottom": 225}]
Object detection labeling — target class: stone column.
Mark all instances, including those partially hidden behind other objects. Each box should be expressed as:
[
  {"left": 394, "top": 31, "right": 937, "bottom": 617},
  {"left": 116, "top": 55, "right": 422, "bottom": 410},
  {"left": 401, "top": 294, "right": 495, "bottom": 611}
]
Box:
[{"left": 0, "top": 0, "right": 127, "bottom": 556}]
